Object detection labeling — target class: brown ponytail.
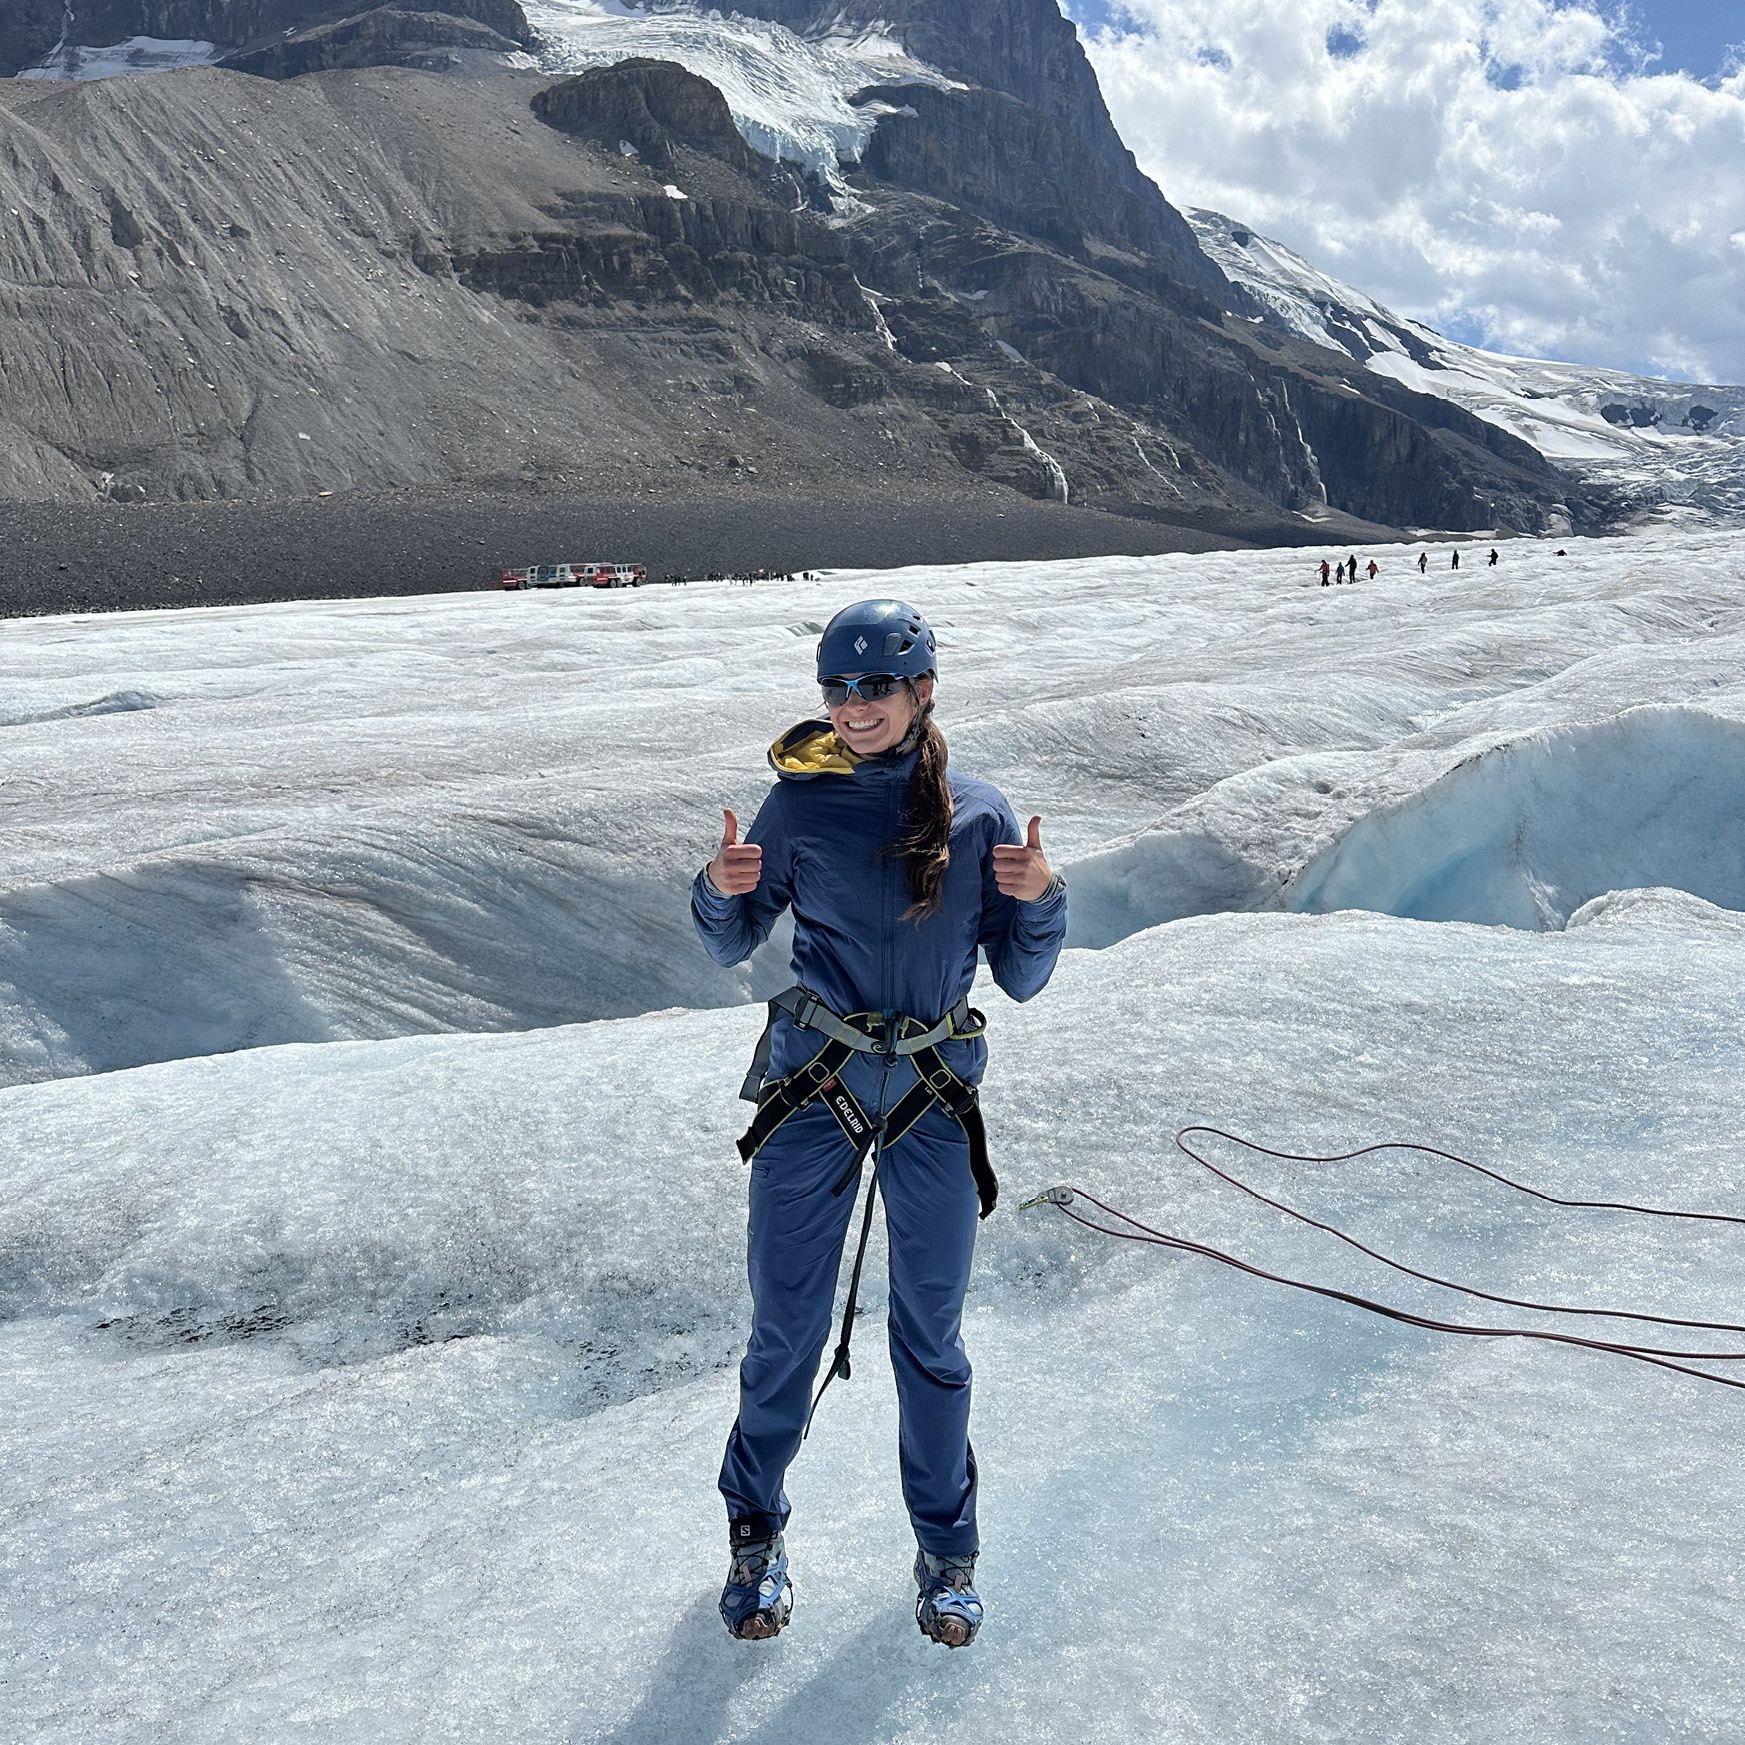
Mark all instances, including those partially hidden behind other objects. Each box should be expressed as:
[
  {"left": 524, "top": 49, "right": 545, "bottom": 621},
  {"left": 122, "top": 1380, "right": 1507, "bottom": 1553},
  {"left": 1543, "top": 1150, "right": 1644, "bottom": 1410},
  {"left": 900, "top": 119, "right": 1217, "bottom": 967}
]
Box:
[{"left": 888, "top": 692, "right": 953, "bottom": 922}]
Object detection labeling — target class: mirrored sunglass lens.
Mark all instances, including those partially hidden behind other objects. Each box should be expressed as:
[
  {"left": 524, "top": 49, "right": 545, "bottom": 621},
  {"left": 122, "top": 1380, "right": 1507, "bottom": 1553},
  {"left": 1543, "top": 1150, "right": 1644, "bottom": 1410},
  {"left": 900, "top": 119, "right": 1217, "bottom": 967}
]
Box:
[{"left": 822, "top": 675, "right": 901, "bottom": 704}]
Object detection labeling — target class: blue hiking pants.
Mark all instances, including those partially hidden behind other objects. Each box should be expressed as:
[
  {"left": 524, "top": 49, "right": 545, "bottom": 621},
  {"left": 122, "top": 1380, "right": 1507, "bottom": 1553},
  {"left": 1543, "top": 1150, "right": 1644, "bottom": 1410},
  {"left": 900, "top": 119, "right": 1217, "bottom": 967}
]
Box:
[{"left": 719, "top": 1098, "right": 981, "bottom": 1555}]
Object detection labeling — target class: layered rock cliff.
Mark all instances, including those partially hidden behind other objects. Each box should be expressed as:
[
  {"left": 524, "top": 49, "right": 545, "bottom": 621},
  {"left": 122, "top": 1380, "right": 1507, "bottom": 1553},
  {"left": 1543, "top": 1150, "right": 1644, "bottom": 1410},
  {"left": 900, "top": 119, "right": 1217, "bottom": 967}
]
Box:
[
  {"left": 0, "top": 0, "right": 1612, "bottom": 534},
  {"left": 732, "top": 0, "right": 1214, "bottom": 290},
  {"left": 1, "top": 0, "right": 532, "bottom": 78}
]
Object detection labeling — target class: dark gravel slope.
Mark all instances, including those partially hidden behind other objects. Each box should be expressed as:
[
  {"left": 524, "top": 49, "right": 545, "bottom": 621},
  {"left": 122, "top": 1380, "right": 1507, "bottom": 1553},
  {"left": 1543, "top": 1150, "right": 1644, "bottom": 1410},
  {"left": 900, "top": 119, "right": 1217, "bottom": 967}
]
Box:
[{"left": 0, "top": 482, "right": 1360, "bottom": 617}]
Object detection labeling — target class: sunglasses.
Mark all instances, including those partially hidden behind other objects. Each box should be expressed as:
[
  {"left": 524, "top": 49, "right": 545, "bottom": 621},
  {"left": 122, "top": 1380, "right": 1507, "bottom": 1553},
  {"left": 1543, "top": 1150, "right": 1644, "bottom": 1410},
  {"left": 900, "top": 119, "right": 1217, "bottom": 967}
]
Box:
[{"left": 820, "top": 674, "right": 909, "bottom": 707}]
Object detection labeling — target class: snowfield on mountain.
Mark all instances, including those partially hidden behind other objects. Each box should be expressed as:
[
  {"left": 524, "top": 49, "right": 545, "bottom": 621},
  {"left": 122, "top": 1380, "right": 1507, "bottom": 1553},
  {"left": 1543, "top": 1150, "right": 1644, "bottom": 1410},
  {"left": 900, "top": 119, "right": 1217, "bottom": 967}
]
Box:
[
  {"left": 4, "top": 529, "right": 1745, "bottom": 1740},
  {"left": 523, "top": 0, "right": 956, "bottom": 183},
  {"left": 1189, "top": 209, "right": 1745, "bottom": 526}
]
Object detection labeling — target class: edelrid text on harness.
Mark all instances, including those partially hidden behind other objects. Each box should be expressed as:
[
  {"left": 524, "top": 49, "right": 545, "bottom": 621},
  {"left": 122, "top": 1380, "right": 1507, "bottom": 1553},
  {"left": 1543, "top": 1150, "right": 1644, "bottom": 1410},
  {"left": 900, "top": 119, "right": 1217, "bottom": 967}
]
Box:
[
  {"left": 736, "top": 985, "right": 997, "bottom": 1219},
  {"left": 736, "top": 985, "right": 996, "bottom": 1435}
]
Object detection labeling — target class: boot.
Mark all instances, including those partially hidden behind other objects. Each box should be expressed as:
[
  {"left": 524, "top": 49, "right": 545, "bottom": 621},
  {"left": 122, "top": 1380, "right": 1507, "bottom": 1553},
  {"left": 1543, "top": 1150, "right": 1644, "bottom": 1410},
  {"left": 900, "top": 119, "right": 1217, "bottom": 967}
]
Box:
[
  {"left": 720, "top": 1523, "right": 793, "bottom": 1641},
  {"left": 914, "top": 1548, "right": 982, "bottom": 1648}
]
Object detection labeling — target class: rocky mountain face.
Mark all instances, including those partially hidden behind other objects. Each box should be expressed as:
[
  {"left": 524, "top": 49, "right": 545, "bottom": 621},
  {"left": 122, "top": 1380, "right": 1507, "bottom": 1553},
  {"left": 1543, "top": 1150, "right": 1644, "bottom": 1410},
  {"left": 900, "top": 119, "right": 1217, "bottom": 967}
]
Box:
[
  {"left": 1, "top": 0, "right": 532, "bottom": 79},
  {"left": 735, "top": 0, "right": 1225, "bottom": 307},
  {"left": 0, "top": 2, "right": 62, "bottom": 81},
  {"left": 0, "top": 0, "right": 1610, "bottom": 535}
]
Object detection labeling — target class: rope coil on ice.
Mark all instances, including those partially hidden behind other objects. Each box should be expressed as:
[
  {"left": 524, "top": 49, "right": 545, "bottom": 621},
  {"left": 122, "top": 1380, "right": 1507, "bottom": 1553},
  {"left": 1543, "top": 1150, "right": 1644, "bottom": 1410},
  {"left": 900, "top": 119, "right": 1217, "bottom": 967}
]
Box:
[{"left": 1020, "top": 1127, "right": 1745, "bottom": 1392}]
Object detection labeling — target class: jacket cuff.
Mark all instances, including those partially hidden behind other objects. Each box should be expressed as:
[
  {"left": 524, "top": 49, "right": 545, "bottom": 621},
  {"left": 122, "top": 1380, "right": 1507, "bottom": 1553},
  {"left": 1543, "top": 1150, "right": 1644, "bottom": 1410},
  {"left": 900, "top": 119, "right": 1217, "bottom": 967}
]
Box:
[
  {"left": 693, "top": 865, "right": 737, "bottom": 913},
  {"left": 1024, "top": 871, "right": 1068, "bottom": 907}
]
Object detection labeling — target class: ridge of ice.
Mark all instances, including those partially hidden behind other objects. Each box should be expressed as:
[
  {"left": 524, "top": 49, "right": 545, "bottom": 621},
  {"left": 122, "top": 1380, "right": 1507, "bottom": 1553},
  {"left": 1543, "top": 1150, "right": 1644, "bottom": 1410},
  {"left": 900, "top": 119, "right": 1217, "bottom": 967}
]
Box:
[{"left": 1287, "top": 705, "right": 1745, "bottom": 929}]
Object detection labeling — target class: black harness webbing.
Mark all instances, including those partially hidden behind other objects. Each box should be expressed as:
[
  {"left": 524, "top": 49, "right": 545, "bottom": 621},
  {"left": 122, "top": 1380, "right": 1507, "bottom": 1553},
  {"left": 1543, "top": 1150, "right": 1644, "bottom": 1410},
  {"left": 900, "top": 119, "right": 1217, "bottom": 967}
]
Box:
[
  {"left": 805, "top": 1126, "right": 885, "bottom": 1439},
  {"left": 735, "top": 987, "right": 997, "bottom": 1219}
]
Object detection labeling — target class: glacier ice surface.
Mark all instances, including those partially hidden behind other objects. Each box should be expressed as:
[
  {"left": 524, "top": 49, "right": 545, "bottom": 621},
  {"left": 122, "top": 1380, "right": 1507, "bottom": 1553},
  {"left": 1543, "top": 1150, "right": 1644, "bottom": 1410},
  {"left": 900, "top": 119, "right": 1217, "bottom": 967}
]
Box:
[
  {"left": 3, "top": 529, "right": 1745, "bottom": 1737},
  {"left": 3, "top": 527, "right": 1744, "bottom": 1086},
  {"left": 4, "top": 891, "right": 1745, "bottom": 1740}
]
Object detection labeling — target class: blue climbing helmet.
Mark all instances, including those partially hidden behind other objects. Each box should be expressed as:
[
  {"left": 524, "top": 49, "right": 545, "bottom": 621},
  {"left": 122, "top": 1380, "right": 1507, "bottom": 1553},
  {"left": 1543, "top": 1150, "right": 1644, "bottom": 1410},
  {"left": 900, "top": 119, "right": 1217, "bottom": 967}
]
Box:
[{"left": 816, "top": 599, "right": 937, "bottom": 682}]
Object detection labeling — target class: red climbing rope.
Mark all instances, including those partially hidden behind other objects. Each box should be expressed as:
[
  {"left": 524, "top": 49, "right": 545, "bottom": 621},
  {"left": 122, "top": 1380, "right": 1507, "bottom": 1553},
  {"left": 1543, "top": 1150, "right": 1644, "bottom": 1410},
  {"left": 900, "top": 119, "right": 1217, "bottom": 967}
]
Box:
[{"left": 1021, "top": 1126, "right": 1745, "bottom": 1393}]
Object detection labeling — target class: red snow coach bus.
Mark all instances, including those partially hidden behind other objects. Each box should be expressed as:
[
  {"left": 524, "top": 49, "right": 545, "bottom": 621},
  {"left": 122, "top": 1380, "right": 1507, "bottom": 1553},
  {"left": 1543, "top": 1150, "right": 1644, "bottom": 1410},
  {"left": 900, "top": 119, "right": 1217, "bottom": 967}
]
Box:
[
  {"left": 500, "top": 562, "right": 648, "bottom": 590},
  {"left": 589, "top": 563, "right": 648, "bottom": 588}
]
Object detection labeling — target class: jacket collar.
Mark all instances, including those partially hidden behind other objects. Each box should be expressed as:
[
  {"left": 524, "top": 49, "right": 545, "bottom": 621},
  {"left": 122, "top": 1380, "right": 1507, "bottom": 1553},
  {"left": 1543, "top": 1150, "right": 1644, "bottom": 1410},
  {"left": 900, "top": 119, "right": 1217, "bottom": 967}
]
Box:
[{"left": 768, "top": 720, "right": 917, "bottom": 782}]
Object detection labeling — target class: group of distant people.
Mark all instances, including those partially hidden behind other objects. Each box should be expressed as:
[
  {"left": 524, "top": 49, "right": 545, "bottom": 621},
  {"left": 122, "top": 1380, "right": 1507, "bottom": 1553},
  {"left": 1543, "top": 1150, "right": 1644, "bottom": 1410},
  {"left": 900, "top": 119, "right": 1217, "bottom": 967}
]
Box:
[
  {"left": 1319, "top": 555, "right": 1378, "bottom": 585},
  {"left": 1319, "top": 547, "right": 1502, "bottom": 586},
  {"left": 704, "top": 568, "right": 813, "bottom": 585}
]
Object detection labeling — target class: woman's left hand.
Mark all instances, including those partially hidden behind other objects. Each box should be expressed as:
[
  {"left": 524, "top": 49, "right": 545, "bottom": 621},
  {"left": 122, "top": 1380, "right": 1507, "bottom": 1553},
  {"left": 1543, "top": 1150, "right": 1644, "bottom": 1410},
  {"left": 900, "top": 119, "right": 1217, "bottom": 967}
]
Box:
[{"left": 993, "top": 815, "right": 1055, "bottom": 902}]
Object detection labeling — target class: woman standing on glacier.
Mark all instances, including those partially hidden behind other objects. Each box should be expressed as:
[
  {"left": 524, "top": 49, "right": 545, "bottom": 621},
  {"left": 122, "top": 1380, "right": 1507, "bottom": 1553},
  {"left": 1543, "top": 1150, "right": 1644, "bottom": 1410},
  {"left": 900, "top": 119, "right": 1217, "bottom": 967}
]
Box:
[{"left": 692, "top": 599, "right": 1068, "bottom": 1649}]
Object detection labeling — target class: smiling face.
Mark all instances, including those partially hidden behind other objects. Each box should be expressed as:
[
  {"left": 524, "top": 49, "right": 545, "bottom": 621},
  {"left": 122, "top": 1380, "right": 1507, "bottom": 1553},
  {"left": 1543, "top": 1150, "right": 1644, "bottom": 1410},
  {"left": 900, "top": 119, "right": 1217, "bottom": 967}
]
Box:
[{"left": 827, "top": 675, "right": 934, "bottom": 756}]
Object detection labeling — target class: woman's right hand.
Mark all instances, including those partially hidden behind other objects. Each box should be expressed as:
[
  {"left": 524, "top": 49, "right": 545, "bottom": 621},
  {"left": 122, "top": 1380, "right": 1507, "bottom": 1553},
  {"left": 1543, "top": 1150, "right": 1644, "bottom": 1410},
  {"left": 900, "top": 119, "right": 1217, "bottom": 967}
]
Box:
[{"left": 707, "top": 808, "right": 763, "bottom": 896}]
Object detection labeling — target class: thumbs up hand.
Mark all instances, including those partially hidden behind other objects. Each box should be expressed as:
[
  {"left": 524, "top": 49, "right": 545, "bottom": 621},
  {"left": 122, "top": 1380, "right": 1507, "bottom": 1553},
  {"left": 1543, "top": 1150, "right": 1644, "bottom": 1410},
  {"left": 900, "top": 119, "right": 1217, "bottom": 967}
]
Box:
[
  {"left": 992, "top": 814, "right": 1055, "bottom": 902},
  {"left": 707, "top": 808, "right": 763, "bottom": 896}
]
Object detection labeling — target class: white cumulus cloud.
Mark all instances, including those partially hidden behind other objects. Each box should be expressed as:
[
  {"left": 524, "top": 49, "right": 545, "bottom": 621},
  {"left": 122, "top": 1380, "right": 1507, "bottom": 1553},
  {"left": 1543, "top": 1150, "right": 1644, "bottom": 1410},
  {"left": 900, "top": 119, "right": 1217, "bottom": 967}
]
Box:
[{"left": 1079, "top": 0, "right": 1745, "bottom": 382}]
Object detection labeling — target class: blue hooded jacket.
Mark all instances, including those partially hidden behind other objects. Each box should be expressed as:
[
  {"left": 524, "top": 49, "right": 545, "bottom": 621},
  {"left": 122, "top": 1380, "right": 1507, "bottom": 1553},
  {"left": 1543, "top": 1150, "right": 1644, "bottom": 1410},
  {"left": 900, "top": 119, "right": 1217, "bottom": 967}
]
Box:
[{"left": 692, "top": 720, "right": 1068, "bottom": 1111}]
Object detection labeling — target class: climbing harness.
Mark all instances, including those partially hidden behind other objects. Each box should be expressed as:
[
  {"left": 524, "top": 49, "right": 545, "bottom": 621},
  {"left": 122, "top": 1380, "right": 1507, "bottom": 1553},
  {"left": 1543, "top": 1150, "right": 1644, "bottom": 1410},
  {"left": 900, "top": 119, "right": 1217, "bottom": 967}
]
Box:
[
  {"left": 1020, "top": 1125, "right": 1745, "bottom": 1393},
  {"left": 736, "top": 986, "right": 994, "bottom": 1433},
  {"left": 737, "top": 985, "right": 996, "bottom": 1216}
]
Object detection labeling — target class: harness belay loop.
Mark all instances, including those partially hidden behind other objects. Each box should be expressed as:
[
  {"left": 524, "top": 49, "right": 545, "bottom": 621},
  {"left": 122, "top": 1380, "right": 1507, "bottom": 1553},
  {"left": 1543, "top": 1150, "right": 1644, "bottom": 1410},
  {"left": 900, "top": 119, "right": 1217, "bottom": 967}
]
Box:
[{"left": 735, "top": 986, "right": 998, "bottom": 1220}]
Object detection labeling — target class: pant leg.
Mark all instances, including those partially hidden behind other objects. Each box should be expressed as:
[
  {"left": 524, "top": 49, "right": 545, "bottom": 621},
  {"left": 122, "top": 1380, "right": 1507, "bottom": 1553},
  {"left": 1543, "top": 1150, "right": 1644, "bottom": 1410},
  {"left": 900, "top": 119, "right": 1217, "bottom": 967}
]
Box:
[
  {"left": 719, "top": 1102, "right": 860, "bottom": 1531},
  {"left": 880, "top": 1104, "right": 982, "bottom": 1556}
]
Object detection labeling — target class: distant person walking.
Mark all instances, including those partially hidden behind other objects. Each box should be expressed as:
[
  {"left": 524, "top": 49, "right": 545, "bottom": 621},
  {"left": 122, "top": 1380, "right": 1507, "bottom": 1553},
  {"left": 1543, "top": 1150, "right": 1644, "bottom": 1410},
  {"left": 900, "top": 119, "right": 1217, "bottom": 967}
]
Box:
[
  {"left": 1488, "top": 548, "right": 1499, "bottom": 566},
  {"left": 1451, "top": 550, "right": 1461, "bottom": 570},
  {"left": 1367, "top": 559, "right": 1379, "bottom": 580},
  {"left": 1320, "top": 559, "right": 1331, "bottom": 586},
  {"left": 1418, "top": 552, "right": 1428, "bottom": 574},
  {"left": 1347, "top": 555, "right": 1359, "bottom": 583}
]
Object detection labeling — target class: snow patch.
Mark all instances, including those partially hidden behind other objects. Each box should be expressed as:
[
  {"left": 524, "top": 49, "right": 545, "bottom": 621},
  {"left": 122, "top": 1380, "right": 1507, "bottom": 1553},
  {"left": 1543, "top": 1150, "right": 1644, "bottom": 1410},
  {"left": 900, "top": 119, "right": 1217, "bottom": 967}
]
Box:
[
  {"left": 16, "top": 37, "right": 219, "bottom": 80},
  {"left": 984, "top": 386, "right": 1068, "bottom": 502}
]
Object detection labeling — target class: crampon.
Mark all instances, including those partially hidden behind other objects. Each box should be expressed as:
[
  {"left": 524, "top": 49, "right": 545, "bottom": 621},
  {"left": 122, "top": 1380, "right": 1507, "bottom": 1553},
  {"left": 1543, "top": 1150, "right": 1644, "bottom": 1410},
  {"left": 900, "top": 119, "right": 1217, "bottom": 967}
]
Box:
[{"left": 915, "top": 1548, "right": 982, "bottom": 1648}]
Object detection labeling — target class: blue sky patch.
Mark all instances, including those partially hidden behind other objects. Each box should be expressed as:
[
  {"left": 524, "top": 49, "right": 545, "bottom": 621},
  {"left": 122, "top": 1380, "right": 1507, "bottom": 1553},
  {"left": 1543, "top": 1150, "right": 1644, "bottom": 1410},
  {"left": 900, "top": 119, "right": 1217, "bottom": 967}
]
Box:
[
  {"left": 1619, "top": 0, "right": 1744, "bottom": 79},
  {"left": 1062, "top": 0, "right": 1121, "bottom": 35}
]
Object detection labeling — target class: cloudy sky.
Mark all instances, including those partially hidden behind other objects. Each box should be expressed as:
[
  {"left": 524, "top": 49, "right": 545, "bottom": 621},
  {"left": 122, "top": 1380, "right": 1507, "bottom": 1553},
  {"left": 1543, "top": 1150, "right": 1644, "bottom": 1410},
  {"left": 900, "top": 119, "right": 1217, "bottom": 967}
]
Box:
[{"left": 1068, "top": 1, "right": 1745, "bottom": 383}]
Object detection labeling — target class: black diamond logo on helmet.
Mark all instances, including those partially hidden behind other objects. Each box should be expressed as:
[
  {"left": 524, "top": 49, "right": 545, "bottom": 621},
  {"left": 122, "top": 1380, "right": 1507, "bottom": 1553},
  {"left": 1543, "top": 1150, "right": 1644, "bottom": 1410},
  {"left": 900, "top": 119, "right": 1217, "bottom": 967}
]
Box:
[{"left": 854, "top": 635, "right": 868, "bottom": 654}]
